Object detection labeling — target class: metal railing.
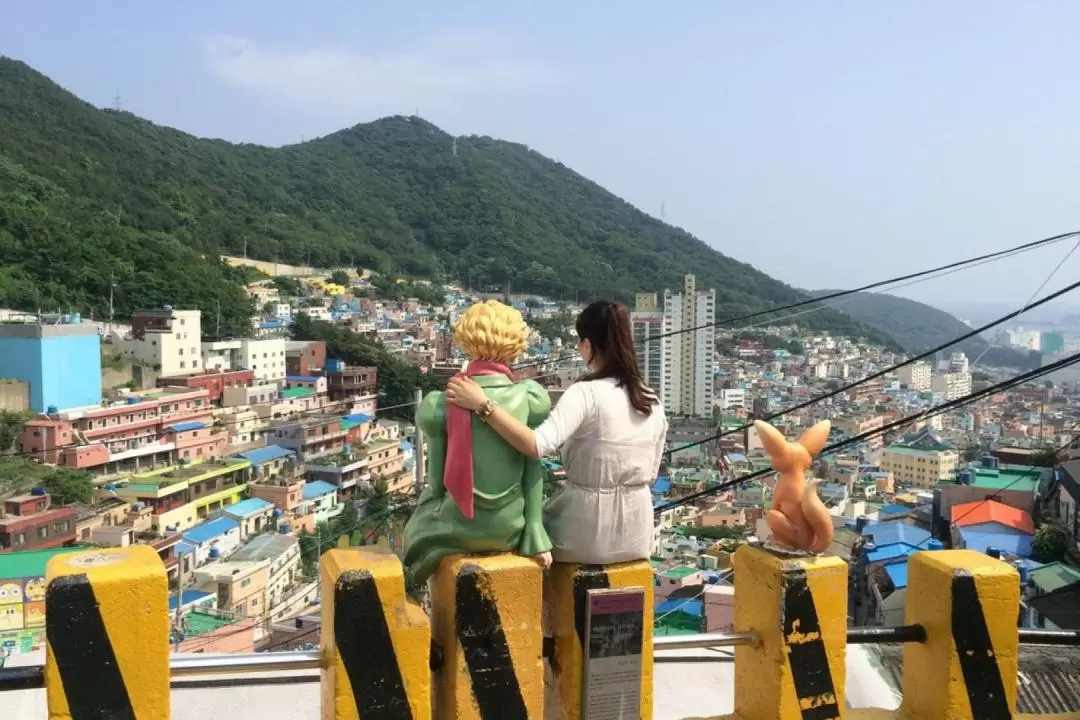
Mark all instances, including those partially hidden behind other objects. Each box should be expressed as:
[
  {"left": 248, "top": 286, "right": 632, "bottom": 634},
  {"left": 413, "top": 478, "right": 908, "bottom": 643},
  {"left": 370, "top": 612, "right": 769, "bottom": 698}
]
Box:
[{"left": 4, "top": 625, "right": 1078, "bottom": 692}]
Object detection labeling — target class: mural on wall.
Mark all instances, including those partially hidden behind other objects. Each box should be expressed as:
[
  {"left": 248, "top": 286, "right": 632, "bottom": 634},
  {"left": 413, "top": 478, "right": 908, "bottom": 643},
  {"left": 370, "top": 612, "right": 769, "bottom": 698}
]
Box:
[{"left": 0, "top": 576, "right": 48, "bottom": 631}]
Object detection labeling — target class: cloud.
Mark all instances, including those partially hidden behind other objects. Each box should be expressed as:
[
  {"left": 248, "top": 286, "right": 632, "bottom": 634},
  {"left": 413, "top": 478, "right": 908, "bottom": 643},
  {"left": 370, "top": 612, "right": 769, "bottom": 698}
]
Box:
[{"left": 199, "top": 33, "right": 554, "bottom": 111}]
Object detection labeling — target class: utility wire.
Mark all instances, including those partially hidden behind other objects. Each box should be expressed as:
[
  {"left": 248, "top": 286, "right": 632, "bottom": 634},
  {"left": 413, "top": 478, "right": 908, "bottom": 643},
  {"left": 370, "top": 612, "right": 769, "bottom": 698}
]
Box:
[
  {"left": 659, "top": 276, "right": 1080, "bottom": 459},
  {"left": 652, "top": 348, "right": 1080, "bottom": 516},
  {"left": 971, "top": 236, "right": 1080, "bottom": 368},
  {"left": 509, "top": 230, "right": 1080, "bottom": 372}
]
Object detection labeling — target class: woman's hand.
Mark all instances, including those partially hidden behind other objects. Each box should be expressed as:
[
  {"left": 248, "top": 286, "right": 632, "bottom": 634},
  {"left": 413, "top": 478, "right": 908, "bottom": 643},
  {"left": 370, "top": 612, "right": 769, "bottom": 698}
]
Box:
[
  {"left": 445, "top": 376, "right": 487, "bottom": 411},
  {"left": 533, "top": 551, "right": 552, "bottom": 569}
]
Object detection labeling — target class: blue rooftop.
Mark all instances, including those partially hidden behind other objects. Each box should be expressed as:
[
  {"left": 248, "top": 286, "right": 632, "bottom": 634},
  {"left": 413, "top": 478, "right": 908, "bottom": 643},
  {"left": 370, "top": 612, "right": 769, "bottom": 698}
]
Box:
[
  {"left": 302, "top": 480, "right": 338, "bottom": 500},
  {"left": 223, "top": 497, "right": 273, "bottom": 518},
  {"left": 168, "top": 421, "right": 208, "bottom": 433},
  {"left": 344, "top": 413, "right": 372, "bottom": 424},
  {"left": 652, "top": 477, "right": 671, "bottom": 494},
  {"left": 237, "top": 445, "right": 296, "bottom": 465},
  {"left": 958, "top": 528, "right": 1035, "bottom": 557},
  {"left": 175, "top": 540, "right": 196, "bottom": 557},
  {"left": 884, "top": 562, "right": 909, "bottom": 589},
  {"left": 865, "top": 542, "right": 922, "bottom": 564},
  {"left": 862, "top": 522, "right": 931, "bottom": 547},
  {"left": 399, "top": 440, "right": 413, "bottom": 451},
  {"left": 655, "top": 599, "right": 703, "bottom": 617},
  {"left": 726, "top": 453, "right": 748, "bottom": 464},
  {"left": 183, "top": 517, "right": 240, "bottom": 545},
  {"left": 287, "top": 375, "right": 320, "bottom": 382},
  {"left": 260, "top": 321, "right": 284, "bottom": 329},
  {"left": 879, "top": 504, "right": 912, "bottom": 516},
  {"left": 169, "top": 589, "right": 213, "bottom": 612}
]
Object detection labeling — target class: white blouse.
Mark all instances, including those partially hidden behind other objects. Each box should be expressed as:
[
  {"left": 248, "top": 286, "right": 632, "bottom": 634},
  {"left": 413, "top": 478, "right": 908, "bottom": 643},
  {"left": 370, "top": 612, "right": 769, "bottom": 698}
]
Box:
[{"left": 535, "top": 377, "right": 668, "bottom": 565}]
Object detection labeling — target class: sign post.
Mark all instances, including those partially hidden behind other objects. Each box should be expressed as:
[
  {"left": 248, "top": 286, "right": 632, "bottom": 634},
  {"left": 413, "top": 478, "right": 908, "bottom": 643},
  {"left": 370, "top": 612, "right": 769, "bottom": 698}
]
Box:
[{"left": 582, "top": 587, "right": 646, "bottom": 719}]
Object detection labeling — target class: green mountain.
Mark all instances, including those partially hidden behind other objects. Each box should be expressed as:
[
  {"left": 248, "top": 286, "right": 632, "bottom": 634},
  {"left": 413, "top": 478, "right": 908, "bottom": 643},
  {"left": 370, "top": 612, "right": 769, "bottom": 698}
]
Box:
[
  {"left": 0, "top": 57, "right": 890, "bottom": 343},
  {"left": 809, "top": 290, "right": 1040, "bottom": 370}
]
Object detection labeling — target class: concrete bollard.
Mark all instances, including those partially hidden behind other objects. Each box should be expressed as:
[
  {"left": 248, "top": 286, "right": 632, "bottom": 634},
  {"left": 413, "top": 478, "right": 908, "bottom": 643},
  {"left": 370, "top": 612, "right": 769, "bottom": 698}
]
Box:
[
  {"left": 547, "top": 560, "right": 655, "bottom": 720},
  {"left": 732, "top": 545, "right": 847, "bottom": 720},
  {"left": 320, "top": 548, "right": 431, "bottom": 720},
  {"left": 902, "top": 550, "right": 1019, "bottom": 720},
  {"left": 431, "top": 553, "right": 544, "bottom": 719},
  {"left": 45, "top": 545, "right": 170, "bottom": 720}
]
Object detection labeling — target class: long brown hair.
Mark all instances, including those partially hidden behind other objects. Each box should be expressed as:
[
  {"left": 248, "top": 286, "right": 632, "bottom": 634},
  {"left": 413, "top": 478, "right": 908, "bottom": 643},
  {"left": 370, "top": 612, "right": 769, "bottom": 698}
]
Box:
[{"left": 576, "top": 300, "right": 658, "bottom": 415}]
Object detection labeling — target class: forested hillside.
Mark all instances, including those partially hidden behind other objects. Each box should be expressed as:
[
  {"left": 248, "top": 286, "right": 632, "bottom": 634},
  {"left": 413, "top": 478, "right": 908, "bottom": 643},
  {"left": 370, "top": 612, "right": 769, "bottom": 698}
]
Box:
[
  {"left": 810, "top": 290, "right": 1039, "bottom": 369},
  {"left": 0, "top": 57, "right": 890, "bottom": 342}
]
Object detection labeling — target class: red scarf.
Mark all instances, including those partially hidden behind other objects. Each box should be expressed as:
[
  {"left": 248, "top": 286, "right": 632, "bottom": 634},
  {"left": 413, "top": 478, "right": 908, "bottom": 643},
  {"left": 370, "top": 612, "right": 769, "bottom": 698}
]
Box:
[{"left": 444, "top": 360, "right": 514, "bottom": 519}]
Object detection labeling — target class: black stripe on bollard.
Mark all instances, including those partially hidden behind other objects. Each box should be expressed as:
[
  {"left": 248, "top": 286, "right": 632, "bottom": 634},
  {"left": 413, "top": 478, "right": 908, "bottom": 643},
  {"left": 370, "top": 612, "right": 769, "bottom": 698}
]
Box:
[{"left": 783, "top": 569, "right": 841, "bottom": 720}]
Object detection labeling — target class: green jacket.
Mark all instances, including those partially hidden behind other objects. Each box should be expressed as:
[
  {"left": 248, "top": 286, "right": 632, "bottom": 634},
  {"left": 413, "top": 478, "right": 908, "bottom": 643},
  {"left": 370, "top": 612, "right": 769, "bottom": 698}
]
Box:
[{"left": 402, "top": 374, "right": 553, "bottom": 587}]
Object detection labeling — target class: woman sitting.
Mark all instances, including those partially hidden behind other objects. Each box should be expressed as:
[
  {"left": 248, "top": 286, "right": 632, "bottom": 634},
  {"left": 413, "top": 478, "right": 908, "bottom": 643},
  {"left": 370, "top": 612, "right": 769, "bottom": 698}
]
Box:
[{"left": 446, "top": 300, "right": 667, "bottom": 565}]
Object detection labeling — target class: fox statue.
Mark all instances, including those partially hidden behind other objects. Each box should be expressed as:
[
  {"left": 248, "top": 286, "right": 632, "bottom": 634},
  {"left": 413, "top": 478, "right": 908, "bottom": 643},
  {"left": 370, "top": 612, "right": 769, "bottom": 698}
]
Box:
[{"left": 754, "top": 419, "right": 834, "bottom": 554}]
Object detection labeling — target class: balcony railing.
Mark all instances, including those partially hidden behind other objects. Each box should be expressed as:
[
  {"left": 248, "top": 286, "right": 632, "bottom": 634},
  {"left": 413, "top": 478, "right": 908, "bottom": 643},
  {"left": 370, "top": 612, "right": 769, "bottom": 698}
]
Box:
[{"left": 2, "top": 543, "right": 1071, "bottom": 719}]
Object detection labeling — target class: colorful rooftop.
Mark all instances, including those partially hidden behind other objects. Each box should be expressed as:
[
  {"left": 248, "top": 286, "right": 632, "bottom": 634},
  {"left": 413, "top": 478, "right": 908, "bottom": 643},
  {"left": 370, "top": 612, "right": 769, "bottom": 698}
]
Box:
[{"left": 951, "top": 499, "right": 1035, "bottom": 534}]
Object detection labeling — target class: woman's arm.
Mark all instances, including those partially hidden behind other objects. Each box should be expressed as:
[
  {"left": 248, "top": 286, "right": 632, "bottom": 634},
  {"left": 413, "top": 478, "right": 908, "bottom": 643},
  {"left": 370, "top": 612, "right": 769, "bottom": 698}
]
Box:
[{"left": 445, "top": 377, "right": 589, "bottom": 458}]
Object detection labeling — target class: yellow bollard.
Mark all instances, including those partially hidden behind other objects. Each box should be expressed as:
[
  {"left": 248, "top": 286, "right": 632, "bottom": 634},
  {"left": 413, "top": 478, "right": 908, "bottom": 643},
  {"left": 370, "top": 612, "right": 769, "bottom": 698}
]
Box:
[
  {"left": 320, "top": 548, "right": 431, "bottom": 720},
  {"left": 44, "top": 545, "right": 169, "bottom": 720},
  {"left": 548, "top": 561, "right": 655, "bottom": 720},
  {"left": 902, "top": 550, "right": 1019, "bottom": 720},
  {"left": 732, "top": 545, "right": 847, "bottom": 720},
  {"left": 431, "top": 553, "right": 544, "bottom": 719}
]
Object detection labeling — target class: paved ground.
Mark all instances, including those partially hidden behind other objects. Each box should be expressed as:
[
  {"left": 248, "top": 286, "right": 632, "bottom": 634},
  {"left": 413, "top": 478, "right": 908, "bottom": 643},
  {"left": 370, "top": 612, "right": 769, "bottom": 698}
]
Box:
[{"left": 9, "top": 646, "right": 899, "bottom": 719}]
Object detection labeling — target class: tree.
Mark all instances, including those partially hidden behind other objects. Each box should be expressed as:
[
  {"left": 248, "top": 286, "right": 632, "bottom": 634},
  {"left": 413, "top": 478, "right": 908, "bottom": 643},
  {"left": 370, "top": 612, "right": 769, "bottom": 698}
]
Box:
[
  {"left": 39, "top": 468, "right": 93, "bottom": 505},
  {"left": 329, "top": 270, "right": 351, "bottom": 287},
  {"left": 1032, "top": 521, "right": 1069, "bottom": 563},
  {"left": 333, "top": 503, "right": 360, "bottom": 539},
  {"left": 366, "top": 478, "right": 390, "bottom": 518},
  {"left": 0, "top": 410, "right": 28, "bottom": 453},
  {"left": 298, "top": 528, "right": 318, "bottom": 578},
  {"left": 961, "top": 444, "right": 983, "bottom": 463}
]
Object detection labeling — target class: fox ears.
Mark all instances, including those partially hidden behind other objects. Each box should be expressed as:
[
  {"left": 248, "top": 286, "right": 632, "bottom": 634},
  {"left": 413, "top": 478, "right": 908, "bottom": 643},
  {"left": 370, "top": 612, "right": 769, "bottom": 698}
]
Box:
[
  {"left": 753, "top": 420, "right": 789, "bottom": 458},
  {"left": 754, "top": 419, "right": 831, "bottom": 457},
  {"left": 798, "top": 420, "right": 831, "bottom": 455}
]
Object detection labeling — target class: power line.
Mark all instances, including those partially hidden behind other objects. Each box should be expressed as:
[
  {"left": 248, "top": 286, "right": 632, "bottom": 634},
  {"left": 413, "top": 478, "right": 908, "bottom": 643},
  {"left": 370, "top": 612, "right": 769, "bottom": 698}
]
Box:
[
  {"left": 653, "top": 348, "right": 1080, "bottom": 515},
  {"left": 659, "top": 275, "right": 1080, "bottom": 459},
  {"left": 509, "top": 229, "right": 1080, "bottom": 372}
]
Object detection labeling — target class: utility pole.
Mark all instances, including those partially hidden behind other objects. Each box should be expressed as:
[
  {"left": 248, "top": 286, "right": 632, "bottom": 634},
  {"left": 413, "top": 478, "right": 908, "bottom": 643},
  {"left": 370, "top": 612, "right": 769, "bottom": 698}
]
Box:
[
  {"left": 113, "top": 92, "right": 122, "bottom": 111},
  {"left": 414, "top": 387, "right": 426, "bottom": 495},
  {"left": 216, "top": 300, "right": 221, "bottom": 337},
  {"left": 108, "top": 272, "right": 116, "bottom": 335},
  {"left": 174, "top": 552, "right": 185, "bottom": 650},
  {"left": 243, "top": 236, "right": 248, "bottom": 261}
]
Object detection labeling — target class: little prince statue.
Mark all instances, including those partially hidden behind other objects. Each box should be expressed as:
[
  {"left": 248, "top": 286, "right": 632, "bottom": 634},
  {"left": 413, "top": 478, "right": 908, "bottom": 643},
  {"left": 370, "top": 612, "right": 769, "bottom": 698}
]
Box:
[{"left": 402, "top": 300, "right": 553, "bottom": 589}]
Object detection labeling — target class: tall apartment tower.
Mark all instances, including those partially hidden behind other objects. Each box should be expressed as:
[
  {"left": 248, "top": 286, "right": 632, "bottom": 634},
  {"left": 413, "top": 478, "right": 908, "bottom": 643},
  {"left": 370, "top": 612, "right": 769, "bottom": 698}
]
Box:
[
  {"left": 662, "top": 274, "right": 716, "bottom": 418},
  {"left": 631, "top": 293, "right": 665, "bottom": 400}
]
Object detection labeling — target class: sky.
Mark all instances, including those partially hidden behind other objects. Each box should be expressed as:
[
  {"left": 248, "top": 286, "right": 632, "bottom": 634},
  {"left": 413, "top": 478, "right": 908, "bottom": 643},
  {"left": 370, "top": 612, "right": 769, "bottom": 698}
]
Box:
[{"left": 5, "top": 1, "right": 1080, "bottom": 317}]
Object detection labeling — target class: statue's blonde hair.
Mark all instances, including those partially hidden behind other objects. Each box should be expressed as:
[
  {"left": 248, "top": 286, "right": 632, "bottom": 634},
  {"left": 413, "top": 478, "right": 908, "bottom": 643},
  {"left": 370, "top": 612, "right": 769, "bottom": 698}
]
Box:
[{"left": 454, "top": 300, "right": 529, "bottom": 362}]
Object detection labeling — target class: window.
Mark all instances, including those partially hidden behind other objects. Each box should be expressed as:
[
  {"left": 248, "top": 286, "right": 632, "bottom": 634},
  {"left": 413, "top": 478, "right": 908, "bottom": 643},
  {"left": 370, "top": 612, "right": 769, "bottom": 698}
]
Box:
[
  {"left": 37, "top": 526, "right": 48, "bottom": 539},
  {"left": 240, "top": 578, "right": 252, "bottom": 589}
]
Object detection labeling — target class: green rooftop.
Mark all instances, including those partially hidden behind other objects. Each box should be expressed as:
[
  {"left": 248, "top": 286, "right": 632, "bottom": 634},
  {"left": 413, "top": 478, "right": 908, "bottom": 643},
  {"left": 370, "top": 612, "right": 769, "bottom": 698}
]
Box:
[
  {"left": 0, "top": 546, "right": 91, "bottom": 580},
  {"left": 282, "top": 387, "right": 315, "bottom": 399},
  {"left": 1029, "top": 562, "right": 1080, "bottom": 593},
  {"left": 967, "top": 466, "right": 1044, "bottom": 493},
  {"left": 183, "top": 608, "right": 236, "bottom": 636},
  {"left": 660, "top": 566, "right": 699, "bottom": 579}
]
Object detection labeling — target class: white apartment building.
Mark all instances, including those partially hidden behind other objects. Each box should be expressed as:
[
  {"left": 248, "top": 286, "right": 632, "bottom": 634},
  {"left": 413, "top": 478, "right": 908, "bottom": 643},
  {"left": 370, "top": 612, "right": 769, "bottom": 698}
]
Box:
[
  {"left": 717, "top": 388, "right": 746, "bottom": 410},
  {"left": 110, "top": 307, "right": 202, "bottom": 376},
  {"left": 897, "top": 361, "right": 932, "bottom": 390},
  {"left": 202, "top": 338, "right": 287, "bottom": 384},
  {"left": 662, "top": 274, "right": 716, "bottom": 418},
  {"left": 631, "top": 293, "right": 665, "bottom": 400},
  {"left": 932, "top": 371, "right": 972, "bottom": 401},
  {"left": 949, "top": 352, "right": 969, "bottom": 374}
]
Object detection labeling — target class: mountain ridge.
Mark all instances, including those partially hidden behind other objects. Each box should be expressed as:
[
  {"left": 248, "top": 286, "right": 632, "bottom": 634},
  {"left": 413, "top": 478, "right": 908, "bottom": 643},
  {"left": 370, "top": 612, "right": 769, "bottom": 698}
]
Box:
[
  {"left": 0, "top": 56, "right": 891, "bottom": 343},
  {"left": 809, "top": 289, "right": 1039, "bottom": 369}
]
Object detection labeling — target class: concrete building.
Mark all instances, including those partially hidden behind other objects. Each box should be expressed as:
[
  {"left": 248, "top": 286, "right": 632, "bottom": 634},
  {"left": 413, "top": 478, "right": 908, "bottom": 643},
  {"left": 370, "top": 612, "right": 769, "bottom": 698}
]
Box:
[
  {"left": 112, "top": 307, "right": 202, "bottom": 377},
  {"left": 18, "top": 387, "right": 216, "bottom": 475},
  {"left": 0, "top": 318, "right": 102, "bottom": 412},
  {"left": 877, "top": 428, "right": 959, "bottom": 489},
  {"left": 202, "top": 338, "right": 287, "bottom": 384},
  {"left": 662, "top": 274, "right": 715, "bottom": 418},
  {"left": 0, "top": 492, "right": 76, "bottom": 553},
  {"left": 896, "top": 361, "right": 932, "bottom": 390},
  {"left": 631, "top": 293, "right": 666, "bottom": 400},
  {"left": 932, "top": 370, "right": 972, "bottom": 401}
]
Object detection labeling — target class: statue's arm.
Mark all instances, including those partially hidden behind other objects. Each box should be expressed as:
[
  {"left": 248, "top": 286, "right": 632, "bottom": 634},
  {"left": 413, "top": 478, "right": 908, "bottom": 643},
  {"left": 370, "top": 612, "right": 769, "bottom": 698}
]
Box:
[
  {"left": 416, "top": 391, "right": 447, "bottom": 495},
  {"left": 519, "top": 380, "right": 553, "bottom": 556}
]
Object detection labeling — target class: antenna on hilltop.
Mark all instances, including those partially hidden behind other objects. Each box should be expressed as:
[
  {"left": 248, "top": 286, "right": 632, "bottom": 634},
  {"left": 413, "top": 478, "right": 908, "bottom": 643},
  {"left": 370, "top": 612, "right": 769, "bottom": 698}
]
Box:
[
  {"left": 661, "top": 200, "right": 666, "bottom": 220},
  {"left": 112, "top": 92, "right": 122, "bottom": 112},
  {"left": 452, "top": 137, "right": 457, "bottom": 157}
]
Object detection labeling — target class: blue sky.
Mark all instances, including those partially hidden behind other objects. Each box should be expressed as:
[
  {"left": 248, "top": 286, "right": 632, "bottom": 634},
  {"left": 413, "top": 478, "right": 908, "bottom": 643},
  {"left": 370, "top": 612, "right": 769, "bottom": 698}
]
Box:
[{"left": 5, "top": 1, "right": 1080, "bottom": 315}]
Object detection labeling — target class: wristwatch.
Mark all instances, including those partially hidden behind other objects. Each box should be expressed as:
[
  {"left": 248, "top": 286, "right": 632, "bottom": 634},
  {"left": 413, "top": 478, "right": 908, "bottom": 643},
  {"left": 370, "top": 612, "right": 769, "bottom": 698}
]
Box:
[{"left": 476, "top": 399, "right": 497, "bottom": 422}]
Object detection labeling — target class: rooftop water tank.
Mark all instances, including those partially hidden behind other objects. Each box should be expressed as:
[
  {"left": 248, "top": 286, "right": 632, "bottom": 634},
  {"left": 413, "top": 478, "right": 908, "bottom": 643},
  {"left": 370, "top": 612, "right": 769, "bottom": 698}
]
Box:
[
  {"left": 46, "top": 406, "right": 58, "bottom": 415},
  {"left": 279, "top": 523, "right": 291, "bottom": 534},
  {"left": 958, "top": 470, "right": 973, "bottom": 486},
  {"left": 126, "top": 396, "right": 138, "bottom": 405},
  {"left": 987, "top": 547, "right": 1002, "bottom": 559},
  {"left": 209, "top": 547, "right": 221, "bottom": 559},
  {"left": 1016, "top": 561, "right": 1030, "bottom": 584},
  {"left": 855, "top": 516, "right": 869, "bottom": 532},
  {"left": 863, "top": 542, "right": 877, "bottom": 554},
  {"left": 30, "top": 487, "right": 47, "bottom": 496},
  {"left": 981, "top": 455, "right": 999, "bottom": 470},
  {"left": 272, "top": 508, "right": 284, "bottom": 518},
  {"left": 927, "top": 539, "right": 945, "bottom": 550}
]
